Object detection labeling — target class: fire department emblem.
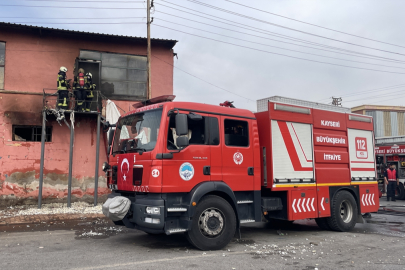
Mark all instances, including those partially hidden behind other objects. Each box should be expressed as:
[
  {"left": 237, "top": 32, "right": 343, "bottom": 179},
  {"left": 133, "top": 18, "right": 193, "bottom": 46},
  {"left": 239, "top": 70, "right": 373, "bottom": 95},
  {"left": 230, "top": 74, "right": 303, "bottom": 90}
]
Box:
[
  {"left": 179, "top": 162, "right": 194, "bottom": 181},
  {"left": 121, "top": 158, "right": 130, "bottom": 181},
  {"left": 233, "top": 151, "right": 243, "bottom": 165}
]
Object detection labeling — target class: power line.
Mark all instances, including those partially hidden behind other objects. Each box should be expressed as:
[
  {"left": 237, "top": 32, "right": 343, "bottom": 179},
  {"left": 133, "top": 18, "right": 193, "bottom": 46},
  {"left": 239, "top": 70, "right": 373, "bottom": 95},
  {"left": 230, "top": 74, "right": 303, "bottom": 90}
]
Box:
[
  {"left": 224, "top": 0, "right": 405, "bottom": 49},
  {"left": 0, "top": 5, "right": 145, "bottom": 9},
  {"left": 154, "top": 24, "right": 405, "bottom": 75},
  {"left": 316, "top": 83, "right": 405, "bottom": 102},
  {"left": 155, "top": 18, "right": 405, "bottom": 70},
  {"left": 182, "top": 0, "right": 405, "bottom": 57},
  {"left": 155, "top": 2, "right": 405, "bottom": 64},
  {"left": 343, "top": 88, "right": 405, "bottom": 103},
  {"left": 155, "top": 10, "right": 405, "bottom": 65},
  {"left": 152, "top": 55, "right": 255, "bottom": 102}
]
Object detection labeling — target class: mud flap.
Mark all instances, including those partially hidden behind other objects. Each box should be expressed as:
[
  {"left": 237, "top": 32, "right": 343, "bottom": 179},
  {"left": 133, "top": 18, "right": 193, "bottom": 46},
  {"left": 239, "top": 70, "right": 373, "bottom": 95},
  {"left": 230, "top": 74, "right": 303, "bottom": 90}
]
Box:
[
  {"left": 102, "top": 196, "right": 131, "bottom": 221},
  {"left": 356, "top": 214, "right": 365, "bottom": 224}
]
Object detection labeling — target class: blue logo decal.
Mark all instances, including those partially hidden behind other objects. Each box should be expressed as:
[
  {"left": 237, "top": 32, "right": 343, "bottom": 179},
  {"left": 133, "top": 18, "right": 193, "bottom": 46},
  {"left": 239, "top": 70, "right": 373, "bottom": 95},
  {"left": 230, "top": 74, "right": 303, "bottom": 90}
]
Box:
[{"left": 179, "top": 162, "right": 194, "bottom": 181}]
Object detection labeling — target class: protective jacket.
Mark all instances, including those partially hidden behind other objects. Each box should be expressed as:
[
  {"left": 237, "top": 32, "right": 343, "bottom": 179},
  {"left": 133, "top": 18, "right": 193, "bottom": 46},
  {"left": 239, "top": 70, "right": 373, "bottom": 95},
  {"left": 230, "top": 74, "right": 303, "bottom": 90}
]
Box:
[
  {"left": 57, "top": 71, "right": 68, "bottom": 90},
  {"left": 386, "top": 169, "right": 398, "bottom": 181}
]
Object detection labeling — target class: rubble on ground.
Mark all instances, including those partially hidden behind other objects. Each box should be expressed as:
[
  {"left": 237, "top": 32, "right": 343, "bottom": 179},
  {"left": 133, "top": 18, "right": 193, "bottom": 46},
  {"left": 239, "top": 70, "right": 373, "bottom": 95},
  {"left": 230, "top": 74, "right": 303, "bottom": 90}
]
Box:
[{"left": 0, "top": 202, "right": 102, "bottom": 219}]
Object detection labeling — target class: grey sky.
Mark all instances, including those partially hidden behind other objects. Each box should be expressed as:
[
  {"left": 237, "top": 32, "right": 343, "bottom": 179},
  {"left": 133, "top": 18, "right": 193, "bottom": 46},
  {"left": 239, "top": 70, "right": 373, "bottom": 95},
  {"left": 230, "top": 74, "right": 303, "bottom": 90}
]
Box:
[{"left": 2, "top": 0, "right": 405, "bottom": 111}]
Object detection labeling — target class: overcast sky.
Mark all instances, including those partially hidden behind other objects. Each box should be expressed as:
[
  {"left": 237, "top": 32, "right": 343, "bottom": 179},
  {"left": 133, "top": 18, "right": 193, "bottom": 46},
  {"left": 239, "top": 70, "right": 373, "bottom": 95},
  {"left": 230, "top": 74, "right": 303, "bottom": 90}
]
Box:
[{"left": 2, "top": 0, "right": 405, "bottom": 111}]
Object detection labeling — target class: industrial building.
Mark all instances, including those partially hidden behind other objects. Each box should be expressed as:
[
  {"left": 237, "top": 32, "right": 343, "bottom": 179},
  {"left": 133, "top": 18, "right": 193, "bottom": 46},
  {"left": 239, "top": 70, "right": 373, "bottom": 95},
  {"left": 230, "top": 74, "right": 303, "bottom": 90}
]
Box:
[
  {"left": 352, "top": 104, "right": 405, "bottom": 198},
  {"left": 0, "top": 22, "right": 177, "bottom": 206}
]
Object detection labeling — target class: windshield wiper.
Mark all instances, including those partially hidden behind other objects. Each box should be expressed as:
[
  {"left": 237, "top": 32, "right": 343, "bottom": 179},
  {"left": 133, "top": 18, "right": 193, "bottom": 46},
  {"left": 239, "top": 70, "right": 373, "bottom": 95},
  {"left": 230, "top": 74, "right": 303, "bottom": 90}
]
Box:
[{"left": 113, "top": 149, "right": 126, "bottom": 154}]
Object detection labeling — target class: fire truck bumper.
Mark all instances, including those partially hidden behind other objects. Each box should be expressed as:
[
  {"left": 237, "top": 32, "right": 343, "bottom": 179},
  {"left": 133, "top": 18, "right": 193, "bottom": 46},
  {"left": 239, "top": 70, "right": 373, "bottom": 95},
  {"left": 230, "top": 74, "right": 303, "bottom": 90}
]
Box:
[{"left": 106, "top": 192, "right": 191, "bottom": 235}]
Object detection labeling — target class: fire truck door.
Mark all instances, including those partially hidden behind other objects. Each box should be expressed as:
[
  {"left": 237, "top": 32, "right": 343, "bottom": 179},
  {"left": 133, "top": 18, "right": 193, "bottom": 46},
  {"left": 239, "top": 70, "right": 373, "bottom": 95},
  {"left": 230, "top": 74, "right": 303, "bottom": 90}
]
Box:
[
  {"left": 208, "top": 115, "right": 222, "bottom": 181},
  {"left": 221, "top": 116, "right": 254, "bottom": 191},
  {"left": 161, "top": 112, "right": 211, "bottom": 193}
]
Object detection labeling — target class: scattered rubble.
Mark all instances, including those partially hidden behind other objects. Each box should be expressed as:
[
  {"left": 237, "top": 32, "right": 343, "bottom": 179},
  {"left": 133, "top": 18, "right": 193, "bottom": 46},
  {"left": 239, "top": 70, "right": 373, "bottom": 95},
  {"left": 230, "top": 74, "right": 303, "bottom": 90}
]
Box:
[{"left": 0, "top": 202, "right": 102, "bottom": 219}]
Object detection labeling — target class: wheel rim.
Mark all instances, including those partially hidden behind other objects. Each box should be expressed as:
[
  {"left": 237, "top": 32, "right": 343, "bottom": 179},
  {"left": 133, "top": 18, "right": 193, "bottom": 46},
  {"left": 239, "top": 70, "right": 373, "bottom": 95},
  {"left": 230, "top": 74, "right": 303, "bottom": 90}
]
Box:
[
  {"left": 340, "top": 200, "right": 353, "bottom": 223},
  {"left": 199, "top": 208, "right": 224, "bottom": 237}
]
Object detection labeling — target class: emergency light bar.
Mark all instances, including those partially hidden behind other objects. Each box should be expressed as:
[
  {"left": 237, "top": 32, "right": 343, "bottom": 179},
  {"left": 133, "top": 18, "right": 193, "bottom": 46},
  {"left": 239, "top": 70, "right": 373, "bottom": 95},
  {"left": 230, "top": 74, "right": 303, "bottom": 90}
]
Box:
[
  {"left": 274, "top": 103, "right": 311, "bottom": 115},
  {"left": 348, "top": 114, "right": 372, "bottom": 123}
]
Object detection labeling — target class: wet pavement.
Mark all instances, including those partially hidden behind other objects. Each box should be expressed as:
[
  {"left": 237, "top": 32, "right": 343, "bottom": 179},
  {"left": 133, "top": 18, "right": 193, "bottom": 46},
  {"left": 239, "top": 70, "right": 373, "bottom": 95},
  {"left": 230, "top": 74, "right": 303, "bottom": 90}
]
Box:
[{"left": 1, "top": 202, "right": 405, "bottom": 270}]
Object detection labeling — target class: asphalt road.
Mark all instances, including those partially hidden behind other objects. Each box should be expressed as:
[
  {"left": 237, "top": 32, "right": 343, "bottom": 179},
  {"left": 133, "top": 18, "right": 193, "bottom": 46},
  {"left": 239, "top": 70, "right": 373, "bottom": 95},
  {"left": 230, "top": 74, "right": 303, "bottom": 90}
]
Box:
[{"left": 1, "top": 208, "right": 405, "bottom": 270}]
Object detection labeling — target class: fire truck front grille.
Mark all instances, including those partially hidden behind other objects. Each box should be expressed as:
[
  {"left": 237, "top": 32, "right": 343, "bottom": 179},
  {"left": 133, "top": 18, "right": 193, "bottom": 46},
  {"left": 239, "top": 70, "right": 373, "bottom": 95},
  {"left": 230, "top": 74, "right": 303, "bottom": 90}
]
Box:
[
  {"left": 112, "top": 166, "right": 118, "bottom": 184},
  {"left": 133, "top": 166, "right": 143, "bottom": 186}
]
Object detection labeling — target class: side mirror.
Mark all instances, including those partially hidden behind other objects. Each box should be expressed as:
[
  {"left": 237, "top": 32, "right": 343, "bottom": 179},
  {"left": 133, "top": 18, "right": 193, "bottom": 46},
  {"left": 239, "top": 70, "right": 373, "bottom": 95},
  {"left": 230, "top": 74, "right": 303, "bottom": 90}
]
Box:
[
  {"left": 175, "top": 114, "right": 188, "bottom": 136},
  {"left": 176, "top": 136, "right": 189, "bottom": 148},
  {"left": 108, "top": 129, "right": 115, "bottom": 146}
]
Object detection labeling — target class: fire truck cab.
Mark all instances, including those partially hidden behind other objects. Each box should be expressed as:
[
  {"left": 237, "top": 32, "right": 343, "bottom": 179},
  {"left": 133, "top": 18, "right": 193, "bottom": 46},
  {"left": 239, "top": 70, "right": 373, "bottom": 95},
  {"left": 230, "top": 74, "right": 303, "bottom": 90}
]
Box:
[{"left": 103, "top": 96, "right": 379, "bottom": 250}]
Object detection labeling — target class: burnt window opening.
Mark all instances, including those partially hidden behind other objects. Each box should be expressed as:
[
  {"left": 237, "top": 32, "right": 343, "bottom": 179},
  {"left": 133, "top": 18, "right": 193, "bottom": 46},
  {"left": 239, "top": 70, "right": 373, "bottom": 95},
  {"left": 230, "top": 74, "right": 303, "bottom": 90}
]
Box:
[
  {"left": 0, "top": 42, "right": 5, "bottom": 90},
  {"left": 12, "top": 126, "right": 52, "bottom": 142},
  {"left": 79, "top": 50, "right": 147, "bottom": 100}
]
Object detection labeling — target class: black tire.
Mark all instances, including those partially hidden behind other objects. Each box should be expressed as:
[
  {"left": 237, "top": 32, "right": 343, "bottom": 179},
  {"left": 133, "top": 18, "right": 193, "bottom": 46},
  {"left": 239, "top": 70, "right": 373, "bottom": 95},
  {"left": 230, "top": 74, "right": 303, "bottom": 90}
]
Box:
[
  {"left": 186, "top": 195, "right": 236, "bottom": 251},
  {"left": 315, "top": 218, "right": 331, "bottom": 230},
  {"left": 395, "top": 183, "right": 405, "bottom": 200},
  {"left": 327, "top": 191, "right": 358, "bottom": 232}
]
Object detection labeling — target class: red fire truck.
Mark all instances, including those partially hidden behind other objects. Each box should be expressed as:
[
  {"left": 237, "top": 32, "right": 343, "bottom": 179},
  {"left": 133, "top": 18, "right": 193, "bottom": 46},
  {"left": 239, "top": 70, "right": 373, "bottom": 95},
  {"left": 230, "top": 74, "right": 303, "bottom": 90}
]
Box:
[{"left": 102, "top": 96, "right": 379, "bottom": 250}]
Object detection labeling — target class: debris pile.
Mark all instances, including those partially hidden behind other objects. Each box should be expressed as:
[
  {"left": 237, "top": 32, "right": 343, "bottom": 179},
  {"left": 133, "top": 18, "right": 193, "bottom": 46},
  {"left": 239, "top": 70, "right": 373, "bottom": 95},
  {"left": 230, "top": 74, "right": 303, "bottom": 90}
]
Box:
[{"left": 0, "top": 202, "right": 102, "bottom": 219}]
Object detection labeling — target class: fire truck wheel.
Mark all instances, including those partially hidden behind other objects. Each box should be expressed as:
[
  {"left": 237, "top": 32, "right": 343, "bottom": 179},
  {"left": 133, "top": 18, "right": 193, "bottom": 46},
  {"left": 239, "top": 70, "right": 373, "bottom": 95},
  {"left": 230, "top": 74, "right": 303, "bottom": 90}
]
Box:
[
  {"left": 395, "top": 183, "right": 405, "bottom": 200},
  {"left": 186, "top": 195, "right": 236, "bottom": 251},
  {"left": 327, "top": 191, "right": 358, "bottom": 232},
  {"left": 315, "top": 218, "right": 331, "bottom": 230}
]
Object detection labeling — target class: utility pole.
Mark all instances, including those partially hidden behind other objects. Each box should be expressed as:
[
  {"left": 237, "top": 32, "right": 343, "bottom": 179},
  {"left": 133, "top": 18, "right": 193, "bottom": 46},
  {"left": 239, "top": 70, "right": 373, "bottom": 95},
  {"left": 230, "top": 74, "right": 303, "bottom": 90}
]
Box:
[
  {"left": 147, "top": 0, "right": 152, "bottom": 99},
  {"left": 332, "top": 97, "right": 342, "bottom": 106}
]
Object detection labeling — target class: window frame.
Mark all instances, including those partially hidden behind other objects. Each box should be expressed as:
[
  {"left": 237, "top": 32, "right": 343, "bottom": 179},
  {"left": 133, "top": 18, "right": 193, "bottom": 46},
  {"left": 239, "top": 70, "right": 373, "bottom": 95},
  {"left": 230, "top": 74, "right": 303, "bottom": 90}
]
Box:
[
  {"left": 79, "top": 50, "right": 147, "bottom": 100},
  {"left": 12, "top": 125, "right": 52, "bottom": 142},
  {"left": 223, "top": 118, "right": 250, "bottom": 148}
]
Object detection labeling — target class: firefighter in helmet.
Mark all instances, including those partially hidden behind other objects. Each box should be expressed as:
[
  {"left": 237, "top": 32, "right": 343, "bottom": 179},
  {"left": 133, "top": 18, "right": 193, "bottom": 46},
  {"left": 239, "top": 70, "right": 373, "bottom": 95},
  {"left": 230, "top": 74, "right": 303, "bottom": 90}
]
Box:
[
  {"left": 57, "top": 66, "right": 69, "bottom": 109},
  {"left": 73, "top": 68, "right": 86, "bottom": 111},
  {"left": 84, "top": 72, "right": 95, "bottom": 112}
]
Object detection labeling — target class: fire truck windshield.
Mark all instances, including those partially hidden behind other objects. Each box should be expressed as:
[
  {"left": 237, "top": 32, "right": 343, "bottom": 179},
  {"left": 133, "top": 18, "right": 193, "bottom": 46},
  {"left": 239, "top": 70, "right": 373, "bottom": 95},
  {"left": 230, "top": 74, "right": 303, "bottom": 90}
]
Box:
[{"left": 112, "top": 109, "right": 162, "bottom": 154}]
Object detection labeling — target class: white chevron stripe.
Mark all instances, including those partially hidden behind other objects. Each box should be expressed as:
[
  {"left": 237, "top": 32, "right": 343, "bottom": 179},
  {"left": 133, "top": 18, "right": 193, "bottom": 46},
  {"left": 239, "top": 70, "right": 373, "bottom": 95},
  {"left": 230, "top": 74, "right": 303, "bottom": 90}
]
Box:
[
  {"left": 371, "top": 194, "right": 375, "bottom": 205},
  {"left": 302, "top": 198, "right": 306, "bottom": 212},
  {"left": 368, "top": 194, "right": 372, "bottom": 205},
  {"left": 320, "top": 197, "right": 325, "bottom": 211},
  {"left": 292, "top": 199, "right": 296, "bottom": 213},
  {"left": 311, "top": 198, "right": 315, "bottom": 211},
  {"left": 306, "top": 198, "right": 310, "bottom": 212},
  {"left": 297, "top": 199, "right": 301, "bottom": 213},
  {"left": 361, "top": 194, "right": 365, "bottom": 206},
  {"left": 365, "top": 194, "right": 369, "bottom": 206}
]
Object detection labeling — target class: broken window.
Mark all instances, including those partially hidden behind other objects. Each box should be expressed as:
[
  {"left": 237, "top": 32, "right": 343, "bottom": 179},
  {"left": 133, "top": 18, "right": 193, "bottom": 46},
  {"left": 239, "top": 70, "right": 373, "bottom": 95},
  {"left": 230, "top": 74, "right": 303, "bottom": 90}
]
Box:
[
  {"left": 0, "top": 42, "right": 4, "bottom": 89},
  {"left": 12, "top": 126, "right": 52, "bottom": 142},
  {"left": 79, "top": 50, "right": 147, "bottom": 100}
]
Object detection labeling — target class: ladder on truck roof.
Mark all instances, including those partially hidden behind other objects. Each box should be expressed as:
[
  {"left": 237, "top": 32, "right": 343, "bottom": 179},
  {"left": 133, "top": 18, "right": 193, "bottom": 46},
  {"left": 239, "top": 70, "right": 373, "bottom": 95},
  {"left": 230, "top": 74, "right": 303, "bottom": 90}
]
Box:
[{"left": 257, "top": 96, "right": 351, "bottom": 114}]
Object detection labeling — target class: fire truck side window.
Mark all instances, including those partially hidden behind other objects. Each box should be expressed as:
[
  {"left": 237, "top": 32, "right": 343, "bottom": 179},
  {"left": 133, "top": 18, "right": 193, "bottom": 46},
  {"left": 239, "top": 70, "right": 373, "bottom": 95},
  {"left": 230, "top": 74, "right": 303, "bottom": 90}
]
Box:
[
  {"left": 224, "top": 119, "right": 249, "bottom": 147},
  {"left": 208, "top": 117, "right": 220, "bottom": 145},
  {"left": 167, "top": 113, "right": 207, "bottom": 150}
]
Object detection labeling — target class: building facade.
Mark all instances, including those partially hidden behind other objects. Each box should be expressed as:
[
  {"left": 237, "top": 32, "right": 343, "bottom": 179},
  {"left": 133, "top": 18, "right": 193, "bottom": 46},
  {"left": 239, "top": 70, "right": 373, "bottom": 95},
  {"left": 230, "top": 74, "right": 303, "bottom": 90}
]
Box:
[{"left": 0, "top": 22, "right": 177, "bottom": 206}]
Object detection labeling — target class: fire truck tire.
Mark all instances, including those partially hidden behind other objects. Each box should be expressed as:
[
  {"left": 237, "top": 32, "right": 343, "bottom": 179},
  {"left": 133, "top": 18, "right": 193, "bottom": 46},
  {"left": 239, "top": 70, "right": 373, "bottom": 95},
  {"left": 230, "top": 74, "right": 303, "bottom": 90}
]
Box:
[
  {"left": 327, "top": 191, "right": 358, "bottom": 232},
  {"left": 315, "top": 218, "right": 331, "bottom": 230},
  {"left": 186, "top": 195, "right": 236, "bottom": 251},
  {"left": 395, "top": 183, "right": 405, "bottom": 200}
]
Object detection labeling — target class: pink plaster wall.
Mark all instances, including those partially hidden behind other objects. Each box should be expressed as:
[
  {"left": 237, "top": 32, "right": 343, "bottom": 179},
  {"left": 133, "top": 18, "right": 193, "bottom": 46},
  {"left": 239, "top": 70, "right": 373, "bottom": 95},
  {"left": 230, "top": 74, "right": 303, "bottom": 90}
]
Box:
[{"left": 0, "top": 26, "right": 176, "bottom": 205}]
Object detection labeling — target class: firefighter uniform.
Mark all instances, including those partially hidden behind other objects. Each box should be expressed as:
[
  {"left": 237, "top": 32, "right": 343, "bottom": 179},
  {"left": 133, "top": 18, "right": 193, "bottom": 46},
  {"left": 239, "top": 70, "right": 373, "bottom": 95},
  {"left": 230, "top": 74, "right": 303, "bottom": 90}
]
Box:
[
  {"left": 384, "top": 167, "right": 399, "bottom": 201},
  {"left": 84, "top": 73, "right": 95, "bottom": 112},
  {"left": 57, "top": 66, "right": 69, "bottom": 109},
  {"left": 73, "top": 68, "right": 86, "bottom": 111}
]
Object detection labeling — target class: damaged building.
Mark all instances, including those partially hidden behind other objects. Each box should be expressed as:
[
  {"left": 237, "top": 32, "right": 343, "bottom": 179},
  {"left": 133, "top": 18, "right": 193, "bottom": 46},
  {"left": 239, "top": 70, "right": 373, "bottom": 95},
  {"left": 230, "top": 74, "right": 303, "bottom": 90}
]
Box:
[{"left": 0, "top": 22, "right": 177, "bottom": 206}]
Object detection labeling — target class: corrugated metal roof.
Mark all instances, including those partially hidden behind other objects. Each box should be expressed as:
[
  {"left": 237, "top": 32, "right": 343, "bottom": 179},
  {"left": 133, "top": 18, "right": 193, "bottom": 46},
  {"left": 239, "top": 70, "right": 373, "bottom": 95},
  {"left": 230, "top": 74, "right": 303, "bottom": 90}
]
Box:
[{"left": 0, "top": 21, "right": 177, "bottom": 48}]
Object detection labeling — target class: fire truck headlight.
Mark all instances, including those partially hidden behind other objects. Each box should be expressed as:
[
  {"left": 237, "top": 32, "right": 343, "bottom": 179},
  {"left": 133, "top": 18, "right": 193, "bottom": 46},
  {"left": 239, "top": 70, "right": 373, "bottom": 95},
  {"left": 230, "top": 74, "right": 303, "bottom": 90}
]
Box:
[
  {"left": 146, "top": 207, "right": 160, "bottom": 215},
  {"left": 102, "top": 162, "right": 110, "bottom": 172}
]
